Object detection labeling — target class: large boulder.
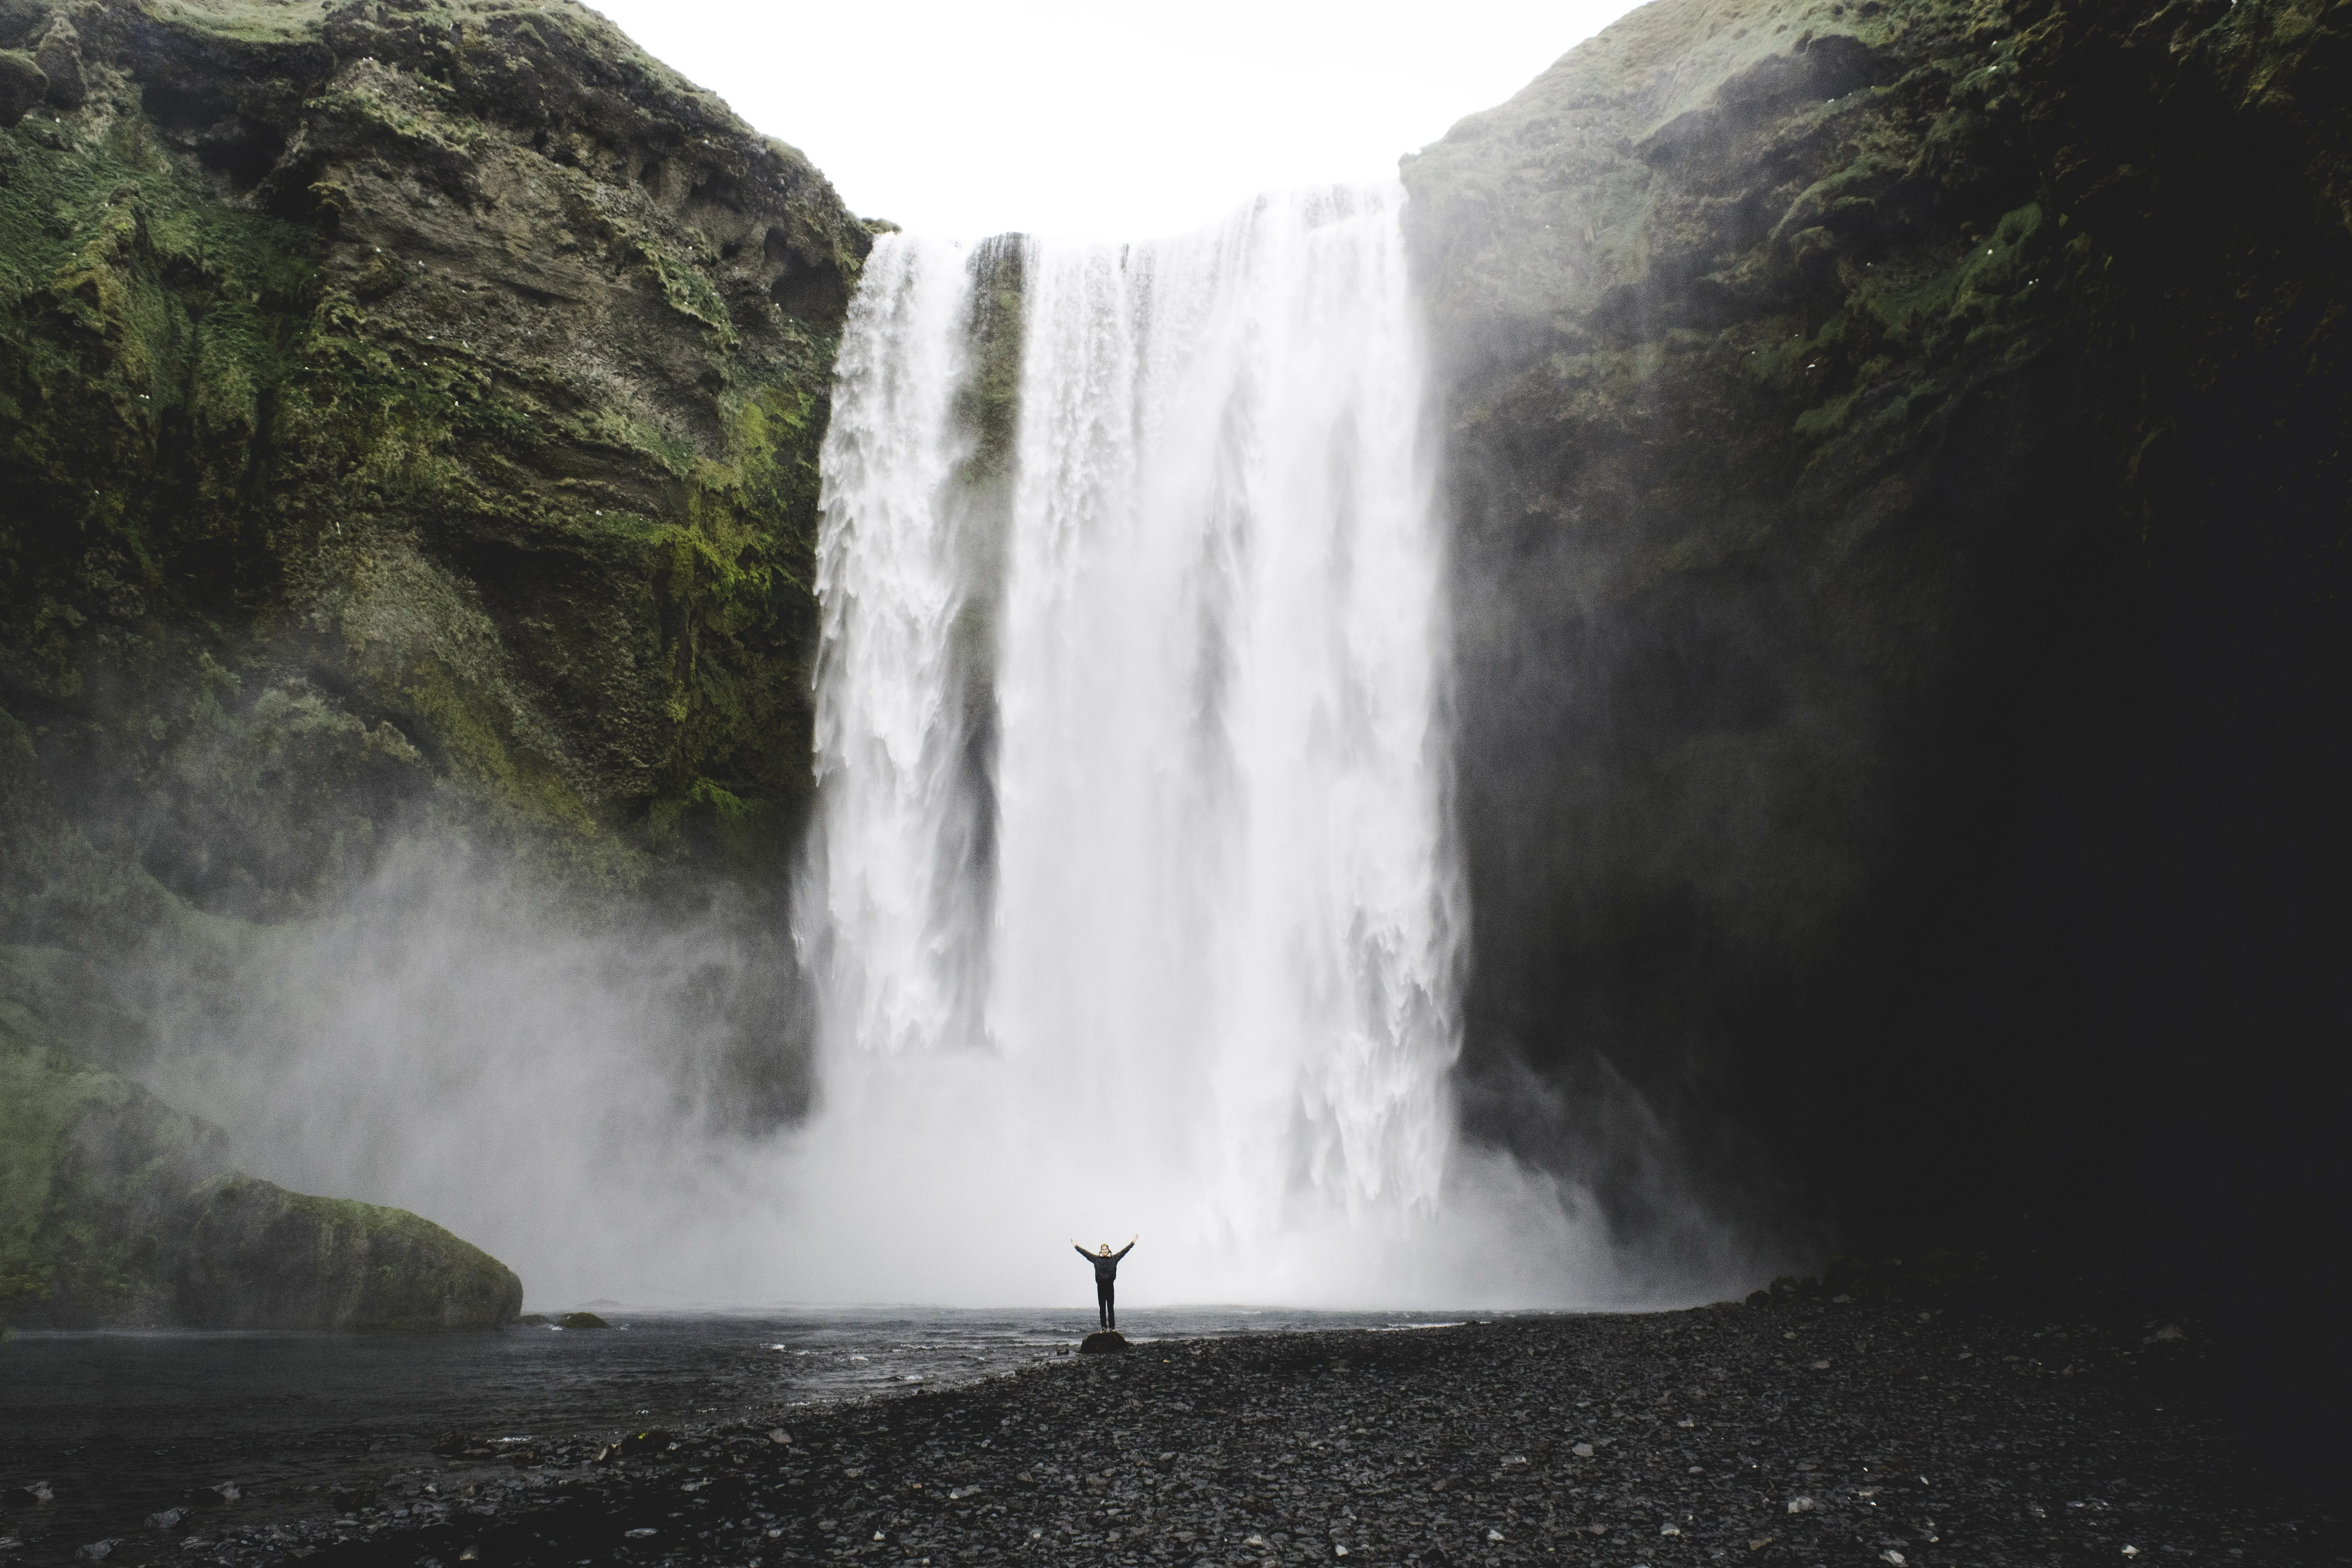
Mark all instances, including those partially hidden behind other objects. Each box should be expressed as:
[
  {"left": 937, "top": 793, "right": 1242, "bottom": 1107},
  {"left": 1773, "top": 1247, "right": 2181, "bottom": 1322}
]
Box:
[
  {"left": 0, "top": 46, "right": 43, "bottom": 124},
  {"left": 178, "top": 1176, "right": 521, "bottom": 1331},
  {"left": 1402, "top": 0, "right": 2351, "bottom": 1254},
  {"left": 2, "top": 956, "right": 521, "bottom": 1329}
]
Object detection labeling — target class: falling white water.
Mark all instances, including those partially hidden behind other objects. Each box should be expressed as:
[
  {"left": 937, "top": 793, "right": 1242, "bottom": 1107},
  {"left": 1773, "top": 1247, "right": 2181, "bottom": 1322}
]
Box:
[{"left": 796, "top": 189, "right": 1622, "bottom": 1308}]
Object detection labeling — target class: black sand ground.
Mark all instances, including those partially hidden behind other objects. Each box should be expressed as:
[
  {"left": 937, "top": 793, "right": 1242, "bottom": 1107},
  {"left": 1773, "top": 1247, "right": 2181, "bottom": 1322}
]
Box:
[{"left": 8, "top": 1294, "right": 2339, "bottom": 1568}]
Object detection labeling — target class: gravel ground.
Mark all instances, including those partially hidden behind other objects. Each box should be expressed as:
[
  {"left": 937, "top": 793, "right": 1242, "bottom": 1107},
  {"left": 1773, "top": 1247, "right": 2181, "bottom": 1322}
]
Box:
[{"left": 10, "top": 1293, "right": 2339, "bottom": 1568}]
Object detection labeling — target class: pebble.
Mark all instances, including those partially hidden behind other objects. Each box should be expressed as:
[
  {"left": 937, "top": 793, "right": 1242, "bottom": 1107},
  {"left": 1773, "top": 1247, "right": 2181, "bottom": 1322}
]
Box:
[{"left": 11, "top": 1296, "right": 2340, "bottom": 1566}]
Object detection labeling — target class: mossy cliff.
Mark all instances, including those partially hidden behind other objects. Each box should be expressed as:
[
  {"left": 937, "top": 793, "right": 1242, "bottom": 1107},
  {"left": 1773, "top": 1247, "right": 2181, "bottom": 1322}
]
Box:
[
  {"left": 1402, "top": 0, "right": 2348, "bottom": 1393},
  {"left": 0, "top": 0, "right": 871, "bottom": 930},
  {"left": 3, "top": 946, "right": 521, "bottom": 1327},
  {"left": 0, "top": 0, "right": 867, "bottom": 1326}
]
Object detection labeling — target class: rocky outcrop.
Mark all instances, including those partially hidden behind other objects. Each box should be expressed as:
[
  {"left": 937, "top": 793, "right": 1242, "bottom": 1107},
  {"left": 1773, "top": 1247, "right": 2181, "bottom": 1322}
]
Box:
[
  {"left": 2, "top": 949, "right": 521, "bottom": 1328},
  {"left": 0, "top": 0, "right": 860, "bottom": 1325},
  {"left": 0, "top": 0, "right": 871, "bottom": 932},
  {"left": 1403, "top": 0, "right": 2348, "bottom": 1354}
]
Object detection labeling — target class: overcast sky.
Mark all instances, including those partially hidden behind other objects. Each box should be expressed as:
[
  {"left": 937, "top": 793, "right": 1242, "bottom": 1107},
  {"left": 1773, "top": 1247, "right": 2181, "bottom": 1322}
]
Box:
[{"left": 584, "top": 0, "right": 1644, "bottom": 240}]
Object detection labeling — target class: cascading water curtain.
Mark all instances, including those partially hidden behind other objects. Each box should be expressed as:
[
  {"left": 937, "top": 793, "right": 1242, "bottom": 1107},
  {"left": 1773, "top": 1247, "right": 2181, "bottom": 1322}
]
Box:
[{"left": 801, "top": 189, "right": 1480, "bottom": 1305}]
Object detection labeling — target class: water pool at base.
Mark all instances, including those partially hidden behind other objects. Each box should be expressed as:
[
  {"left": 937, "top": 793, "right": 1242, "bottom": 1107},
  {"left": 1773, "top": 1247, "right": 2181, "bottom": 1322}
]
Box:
[{"left": 0, "top": 1307, "right": 1464, "bottom": 1560}]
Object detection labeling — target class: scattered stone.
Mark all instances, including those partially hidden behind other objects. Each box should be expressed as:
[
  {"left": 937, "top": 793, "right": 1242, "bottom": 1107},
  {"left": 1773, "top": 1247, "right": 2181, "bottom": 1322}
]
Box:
[
  {"left": 1078, "top": 1330, "right": 1131, "bottom": 1355},
  {"left": 144, "top": 1507, "right": 187, "bottom": 1530},
  {"left": 74, "top": 1540, "right": 116, "bottom": 1561},
  {"left": 3, "top": 1481, "right": 54, "bottom": 1507},
  {"left": 58, "top": 1296, "right": 2332, "bottom": 1568}
]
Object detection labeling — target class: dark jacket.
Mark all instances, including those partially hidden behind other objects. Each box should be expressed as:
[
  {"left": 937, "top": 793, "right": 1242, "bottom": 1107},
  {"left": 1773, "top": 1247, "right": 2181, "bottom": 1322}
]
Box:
[{"left": 1076, "top": 1243, "right": 1134, "bottom": 1284}]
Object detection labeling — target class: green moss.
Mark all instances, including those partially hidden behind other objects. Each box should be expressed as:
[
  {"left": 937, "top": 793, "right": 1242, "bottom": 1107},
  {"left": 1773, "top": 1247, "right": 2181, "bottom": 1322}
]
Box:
[
  {"left": 2, "top": 0, "right": 871, "bottom": 913},
  {"left": 0, "top": 991, "right": 225, "bottom": 1322}
]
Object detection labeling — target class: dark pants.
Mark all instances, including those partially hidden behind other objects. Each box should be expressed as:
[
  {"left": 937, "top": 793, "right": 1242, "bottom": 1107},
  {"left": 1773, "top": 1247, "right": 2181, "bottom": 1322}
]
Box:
[{"left": 1097, "top": 1282, "right": 1115, "bottom": 1329}]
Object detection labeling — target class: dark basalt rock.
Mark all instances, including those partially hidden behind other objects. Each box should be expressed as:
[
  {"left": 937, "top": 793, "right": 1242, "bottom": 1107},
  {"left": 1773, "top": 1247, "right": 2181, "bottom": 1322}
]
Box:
[
  {"left": 0, "top": 45, "right": 42, "bottom": 123},
  {"left": 239, "top": 1305, "right": 2341, "bottom": 1567},
  {"left": 1078, "top": 1330, "right": 1131, "bottom": 1355},
  {"left": 1401, "top": 0, "right": 2350, "bottom": 1467},
  {"left": 559, "top": 1310, "right": 612, "bottom": 1329}
]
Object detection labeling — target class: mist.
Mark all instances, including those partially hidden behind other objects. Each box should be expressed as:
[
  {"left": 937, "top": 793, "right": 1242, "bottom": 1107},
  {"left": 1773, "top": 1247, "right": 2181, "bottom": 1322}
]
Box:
[{"left": 105, "top": 832, "right": 1775, "bottom": 1310}]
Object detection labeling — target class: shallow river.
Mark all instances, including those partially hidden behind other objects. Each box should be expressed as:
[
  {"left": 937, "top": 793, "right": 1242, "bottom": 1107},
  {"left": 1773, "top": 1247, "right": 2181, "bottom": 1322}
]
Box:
[{"left": 0, "top": 1306, "right": 1458, "bottom": 1560}]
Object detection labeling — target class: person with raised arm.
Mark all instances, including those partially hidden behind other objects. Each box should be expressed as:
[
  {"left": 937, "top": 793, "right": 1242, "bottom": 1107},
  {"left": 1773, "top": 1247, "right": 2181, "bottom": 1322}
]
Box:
[{"left": 1071, "top": 1235, "right": 1137, "bottom": 1330}]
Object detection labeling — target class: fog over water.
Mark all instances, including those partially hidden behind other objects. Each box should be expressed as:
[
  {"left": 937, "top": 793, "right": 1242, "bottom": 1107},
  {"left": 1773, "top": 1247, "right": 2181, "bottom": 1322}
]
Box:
[{"left": 137, "top": 191, "right": 1766, "bottom": 1312}]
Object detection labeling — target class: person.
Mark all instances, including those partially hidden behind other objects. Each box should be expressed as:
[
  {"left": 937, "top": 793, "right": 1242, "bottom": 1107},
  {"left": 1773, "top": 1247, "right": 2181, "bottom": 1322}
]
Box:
[{"left": 1071, "top": 1235, "right": 1137, "bottom": 1330}]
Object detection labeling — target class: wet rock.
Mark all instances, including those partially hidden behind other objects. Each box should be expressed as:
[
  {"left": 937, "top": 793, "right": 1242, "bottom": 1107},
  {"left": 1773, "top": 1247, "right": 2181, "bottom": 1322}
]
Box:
[
  {"left": 143, "top": 1507, "right": 186, "bottom": 1530},
  {"left": 185, "top": 1292, "right": 2340, "bottom": 1568},
  {"left": 557, "top": 1312, "right": 612, "bottom": 1330},
  {"left": 31, "top": 16, "right": 83, "bottom": 108},
  {"left": 0, "top": 49, "right": 44, "bottom": 126},
  {"left": 3, "top": 1481, "right": 54, "bottom": 1507},
  {"left": 1079, "top": 1330, "right": 1131, "bottom": 1355}
]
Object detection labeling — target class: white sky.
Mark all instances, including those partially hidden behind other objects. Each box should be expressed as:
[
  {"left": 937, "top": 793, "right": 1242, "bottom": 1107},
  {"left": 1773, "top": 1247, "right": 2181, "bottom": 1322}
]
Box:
[{"left": 584, "top": 0, "right": 1645, "bottom": 240}]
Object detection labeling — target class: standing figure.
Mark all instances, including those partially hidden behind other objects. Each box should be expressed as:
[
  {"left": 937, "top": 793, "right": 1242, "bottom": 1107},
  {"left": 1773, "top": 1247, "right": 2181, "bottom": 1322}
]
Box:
[{"left": 1071, "top": 1235, "right": 1137, "bottom": 1330}]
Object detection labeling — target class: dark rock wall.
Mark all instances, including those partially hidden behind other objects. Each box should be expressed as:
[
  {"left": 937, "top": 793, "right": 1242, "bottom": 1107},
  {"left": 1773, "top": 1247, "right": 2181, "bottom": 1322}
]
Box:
[
  {"left": 0, "top": 0, "right": 866, "bottom": 1326},
  {"left": 0, "top": 0, "right": 871, "bottom": 933},
  {"left": 1404, "top": 0, "right": 2348, "bottom": 1469}
]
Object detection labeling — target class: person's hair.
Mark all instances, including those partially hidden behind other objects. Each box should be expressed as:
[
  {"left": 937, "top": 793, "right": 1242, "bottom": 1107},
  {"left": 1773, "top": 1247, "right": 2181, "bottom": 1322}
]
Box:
[{"left": 1099, "top": 1242, "right": 1111, "bottom": 1253}]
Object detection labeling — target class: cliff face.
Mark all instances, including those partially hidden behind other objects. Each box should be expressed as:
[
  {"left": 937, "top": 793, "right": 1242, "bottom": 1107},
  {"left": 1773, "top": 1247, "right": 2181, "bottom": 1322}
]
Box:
[
  {"left": 1, "top": 0, "right": 867, "bottom": 1325},
  {"left": 1403, "top": 0, "right": 2348, "bottom": 1441},
  {"left": 0, "top": 0, "right": 871, "bottom": 931}
]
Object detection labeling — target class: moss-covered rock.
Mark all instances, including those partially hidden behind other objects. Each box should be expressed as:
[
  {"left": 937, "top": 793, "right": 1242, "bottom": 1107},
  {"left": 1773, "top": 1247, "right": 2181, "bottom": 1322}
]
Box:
[
  {"left": 1403, "top": 0, "right": 2350, "bottom": 1258},
  {"left": 2, "top": 954, "right": 521, "bottom": 1328},
  {"left": 0, "top": 0, "right": 872, "bottom": 931},
  {"left": 177, "top": 1174, "right": 521, "bottom": 1330}
]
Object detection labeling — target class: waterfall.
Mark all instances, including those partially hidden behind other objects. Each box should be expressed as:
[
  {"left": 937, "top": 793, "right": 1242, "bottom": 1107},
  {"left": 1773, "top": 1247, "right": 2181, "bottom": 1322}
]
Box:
[{"left": 798, "top": 189, "right": 1579, "bottom": 1306}]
